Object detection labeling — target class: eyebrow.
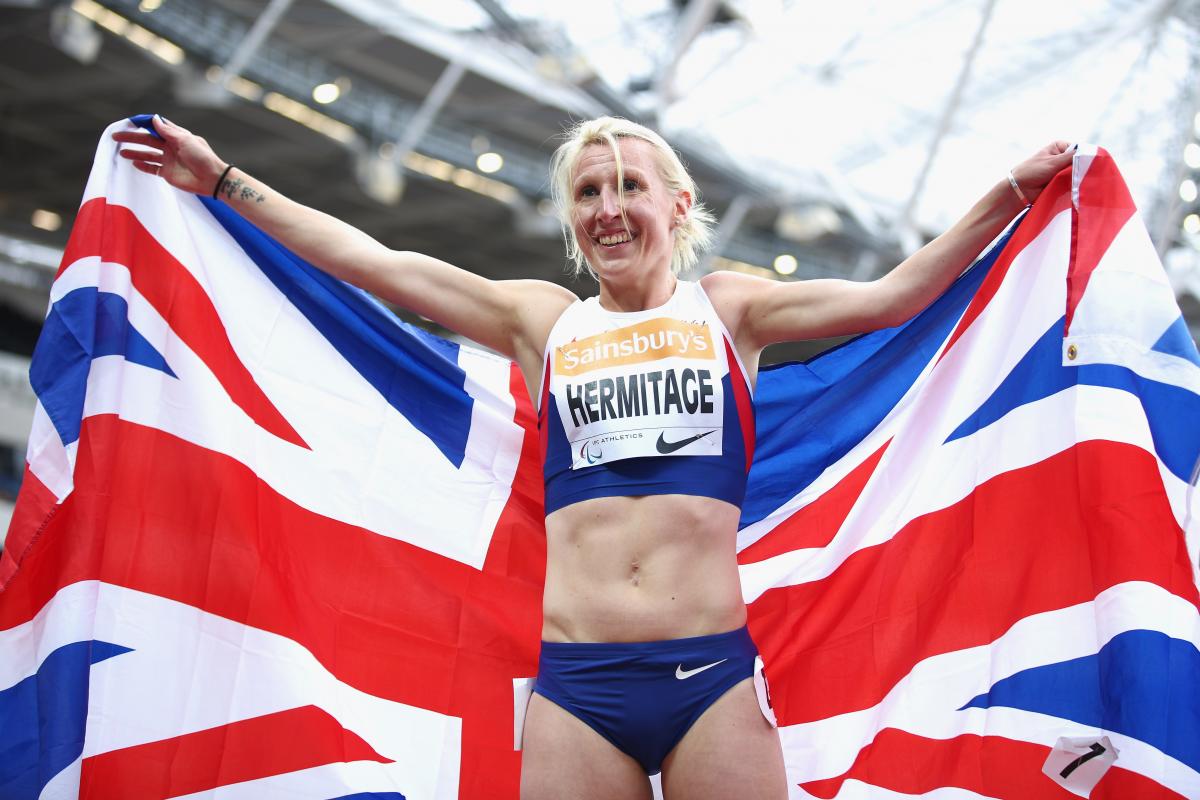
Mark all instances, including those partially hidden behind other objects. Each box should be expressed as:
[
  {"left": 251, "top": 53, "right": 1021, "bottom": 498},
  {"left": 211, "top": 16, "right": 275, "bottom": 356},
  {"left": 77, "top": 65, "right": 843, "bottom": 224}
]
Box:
[{"left": 572, "top": 164, "right": 647, "bottom": 187}]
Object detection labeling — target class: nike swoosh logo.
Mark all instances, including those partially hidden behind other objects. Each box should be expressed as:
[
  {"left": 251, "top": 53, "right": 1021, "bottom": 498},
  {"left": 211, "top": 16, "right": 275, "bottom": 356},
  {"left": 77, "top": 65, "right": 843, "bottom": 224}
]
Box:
[
  {"left": 675, "top": 659, "right": 727, "bottom": 680},
  {"left": 656, "top": 430, "right": 717, "bottom": 454}
]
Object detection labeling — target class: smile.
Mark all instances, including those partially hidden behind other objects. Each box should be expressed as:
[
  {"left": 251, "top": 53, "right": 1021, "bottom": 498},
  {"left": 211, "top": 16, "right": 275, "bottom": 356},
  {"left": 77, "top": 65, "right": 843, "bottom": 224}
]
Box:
[{"left": 597, "top": 231, "right": 634, "bottom": 246}]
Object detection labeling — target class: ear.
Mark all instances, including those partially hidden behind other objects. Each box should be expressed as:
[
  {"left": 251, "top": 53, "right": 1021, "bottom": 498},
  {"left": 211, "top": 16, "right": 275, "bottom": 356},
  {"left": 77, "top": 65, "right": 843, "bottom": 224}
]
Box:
[{"left": 673, "top": 190, "right": 693, "bottom": 226}]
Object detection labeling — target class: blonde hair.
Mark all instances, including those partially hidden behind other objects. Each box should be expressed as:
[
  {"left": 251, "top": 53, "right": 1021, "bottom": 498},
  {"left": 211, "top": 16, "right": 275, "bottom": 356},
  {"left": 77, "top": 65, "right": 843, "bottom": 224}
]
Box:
[{"left": 549, "top": 117, "right": 715, "bottom": 278}]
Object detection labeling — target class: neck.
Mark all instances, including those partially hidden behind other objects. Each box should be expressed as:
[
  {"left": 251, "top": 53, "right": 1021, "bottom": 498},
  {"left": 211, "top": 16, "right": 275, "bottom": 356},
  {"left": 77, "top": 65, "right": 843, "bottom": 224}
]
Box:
[{"left": 597, "top": 269, "right": 678, "bottom": 313}]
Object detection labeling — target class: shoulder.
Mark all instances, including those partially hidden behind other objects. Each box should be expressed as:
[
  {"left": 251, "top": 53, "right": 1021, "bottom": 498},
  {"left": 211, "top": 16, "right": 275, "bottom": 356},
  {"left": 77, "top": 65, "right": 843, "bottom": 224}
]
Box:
[
  {"left": 698, "top": 269, "right": 771, "bottom": 297},
  {"left": 697, "top": 270, "right": 775, "bottom": 331},
  {"left": 698, "top": 269, "right": 784, "bottom": 304},
  {"left": 502, "top": 278, "right": 579, "bottom": 306},
  {"left": 495, "top": 278, "right": 577, "bottom": 315},
  {"left": 498, "top": 278, "right": 578, "bottom": 351}
]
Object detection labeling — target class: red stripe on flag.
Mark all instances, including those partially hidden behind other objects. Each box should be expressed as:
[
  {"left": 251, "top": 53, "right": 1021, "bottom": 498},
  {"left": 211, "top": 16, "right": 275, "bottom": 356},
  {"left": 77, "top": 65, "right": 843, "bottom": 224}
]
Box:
[
  {"left": 463, "top": 362, "right": 547, "bottom": 798},
  {"left": 0, "top": 411, "right": 545, "bottom": 797},
  {"left": 724, "top": 337, "right": 755, "bottom": 471},
  {"left": 939, "top": 171, "right": 1074, "bottom": 361},
  {"left": 0, "top": 415, "right": 506, "bottom": 703},
  {"left": 747, "top": 440, "right": 1197, "bottom": 725},
  {"left": 538, "top": 355, "right": 551, "bottom": 469},
  {"left": 799, "top": 728, "right": 1184, "bottom": 800},
  {"left": 58, "top": 198, "right": 308, "bottom": 448},
  {"left": 738, "top": 440, "right": 889, "bottom": 564},
  {"left": 1066, "top": 151, "right": 1136, "bottom": 331},
  {"left": 800, "top": 729, "right": 1075, "bottom": 799},
  {"left": 0, "top": 466, "right": 58, "bottom": 592},
  {"left": 79, "top": 705, "right": 390, "bottom": 799},
  {"left": 1092, "top": 764, "right": 1192, "bottom": 800}
]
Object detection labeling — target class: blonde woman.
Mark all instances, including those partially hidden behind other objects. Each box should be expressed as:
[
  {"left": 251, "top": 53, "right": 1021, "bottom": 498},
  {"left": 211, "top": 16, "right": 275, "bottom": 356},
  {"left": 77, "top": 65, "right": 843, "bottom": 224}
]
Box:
[{"left": 116, "top": 114, "right": 1072, "bottom": 799}]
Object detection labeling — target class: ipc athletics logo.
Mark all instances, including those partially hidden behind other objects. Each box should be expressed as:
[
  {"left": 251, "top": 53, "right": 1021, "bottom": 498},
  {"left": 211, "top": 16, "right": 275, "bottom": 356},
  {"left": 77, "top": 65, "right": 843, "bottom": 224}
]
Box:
[{"left": 580, "top": 438, "right": 604, "bottom": 464}]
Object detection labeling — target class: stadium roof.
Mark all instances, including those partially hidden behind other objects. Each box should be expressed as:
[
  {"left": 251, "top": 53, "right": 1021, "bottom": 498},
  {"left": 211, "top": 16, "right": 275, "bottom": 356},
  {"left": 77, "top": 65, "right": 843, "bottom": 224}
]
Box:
[{"left": 1, "top": 0, "right": 1197, "bottom": 361}]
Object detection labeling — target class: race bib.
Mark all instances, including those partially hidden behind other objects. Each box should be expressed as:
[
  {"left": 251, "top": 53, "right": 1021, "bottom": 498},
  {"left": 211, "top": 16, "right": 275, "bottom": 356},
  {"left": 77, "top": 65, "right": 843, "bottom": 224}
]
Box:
[{"left": 551, "top": 317, "right": 725, "bottom": 469}]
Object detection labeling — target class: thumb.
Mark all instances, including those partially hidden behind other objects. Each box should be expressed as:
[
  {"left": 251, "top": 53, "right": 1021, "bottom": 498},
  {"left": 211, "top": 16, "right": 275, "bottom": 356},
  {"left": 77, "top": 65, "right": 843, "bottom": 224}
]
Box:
[
  {"left": 150, "top": 114, "right": 171, "bottom": 141},
  {"left": 152, "top": 114, "right": 188, "bottom": 141},
  {"left": 1051, "top": 141, "right": 1076, "bottom": 160}
]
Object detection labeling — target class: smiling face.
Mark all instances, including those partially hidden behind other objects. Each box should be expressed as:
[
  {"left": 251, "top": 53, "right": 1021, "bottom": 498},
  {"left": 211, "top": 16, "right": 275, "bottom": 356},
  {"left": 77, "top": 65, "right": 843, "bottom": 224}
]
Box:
[{"left": 569, "top": 137, "right": 690, "bottom": 282}]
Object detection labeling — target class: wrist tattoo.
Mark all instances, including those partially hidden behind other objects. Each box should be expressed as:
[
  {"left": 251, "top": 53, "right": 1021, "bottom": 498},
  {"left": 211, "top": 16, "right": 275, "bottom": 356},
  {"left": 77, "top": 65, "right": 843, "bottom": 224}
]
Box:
[{"left": 220, "top": 177, "right": 266, "bottom": 204}]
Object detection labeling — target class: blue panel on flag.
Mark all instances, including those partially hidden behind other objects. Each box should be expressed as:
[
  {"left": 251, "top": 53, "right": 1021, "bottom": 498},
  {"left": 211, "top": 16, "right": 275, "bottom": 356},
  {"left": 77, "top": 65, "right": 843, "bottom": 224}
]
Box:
[
  {"left": 128, "top": 113, "right": 161, "bottom": 138},
  {"left": 1130, "top": 370, "right": 1200, "bottom": 481},
  {"left": 30, "top": 288, "right": 176, "bottom": 447},
  {"left": 945, "top": 315, "right": 1200, "bottom": 481},
  {"left": 959, "top": 629, "right": 1200, "bottom": 772},
  {"left": 0, "top": 640, "right": 133, "bottom": 799},
  {"left": 740, "top": 225, "right": 1010, "bottom": 527},
  {"left": 201, "top": 199, "right": 474, "bottom": 468},
  {"left": 327, "top": 793, "right": 408, "bottom": 799},
  {"left": 1151, "top": 316, "right": 1200, "bottom": 366}
]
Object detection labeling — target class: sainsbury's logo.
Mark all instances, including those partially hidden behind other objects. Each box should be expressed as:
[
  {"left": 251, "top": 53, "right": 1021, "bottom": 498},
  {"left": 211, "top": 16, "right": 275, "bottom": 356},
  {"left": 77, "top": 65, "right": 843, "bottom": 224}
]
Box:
[{"left": 555, "top": 318, "right": 714, "bottom": 376}]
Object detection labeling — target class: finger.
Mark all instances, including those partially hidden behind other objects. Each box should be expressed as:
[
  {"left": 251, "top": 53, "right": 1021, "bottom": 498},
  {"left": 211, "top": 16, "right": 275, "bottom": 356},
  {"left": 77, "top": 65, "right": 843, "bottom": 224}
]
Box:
[
  {"left": 1049, "top": 145, "right": 1075, "bottom": 164},
  {"left": 150, "top": 114, "right": 181, "bottom": 143},
  {"left": 112, "top": 130, "right": 162, "bottom": 145},
  {"left": 118, "top": 147, "right": 163, "bottom": 162},
  {"left": 131, "top": 160, "right": 163, "bottom": 175},
  {"left": 151, "top": 114, "right": 170, "bottom": 137},
  {"left": 155, "top": 114, "right": 190, "bottom": 136},
  {"left": 114, "top": 144, "right": 164, "bottom": 161}
]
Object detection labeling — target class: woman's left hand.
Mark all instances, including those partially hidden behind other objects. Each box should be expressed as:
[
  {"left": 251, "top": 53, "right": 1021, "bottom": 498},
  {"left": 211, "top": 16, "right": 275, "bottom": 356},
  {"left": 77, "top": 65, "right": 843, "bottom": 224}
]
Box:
[{"left": 1010, "top": 141, "right": 1075, "bottom": 205}]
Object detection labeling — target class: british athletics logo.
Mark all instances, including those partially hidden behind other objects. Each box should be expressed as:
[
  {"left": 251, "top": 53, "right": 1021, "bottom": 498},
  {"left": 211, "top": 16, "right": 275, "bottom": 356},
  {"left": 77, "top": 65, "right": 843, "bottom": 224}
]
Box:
[{"left": 2, "top": 118, "right": 1198, "bottom": 800}]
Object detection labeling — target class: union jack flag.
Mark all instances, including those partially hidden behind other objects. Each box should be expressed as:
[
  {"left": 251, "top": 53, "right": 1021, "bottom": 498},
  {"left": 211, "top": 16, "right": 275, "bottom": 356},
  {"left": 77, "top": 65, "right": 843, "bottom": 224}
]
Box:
[
  {"left": 1, "top": 117, "right": 1197, "bottom": 800},
  {"left": 740, "top": 145, "right": 1200, "bottom": 798}
]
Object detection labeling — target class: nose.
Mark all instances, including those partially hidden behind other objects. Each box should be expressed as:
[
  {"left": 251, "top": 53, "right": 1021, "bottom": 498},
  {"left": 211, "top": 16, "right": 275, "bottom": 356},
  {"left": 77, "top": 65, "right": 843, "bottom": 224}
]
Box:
[{"left": 597, "top": 185, "right": 621, "bottom": 221}]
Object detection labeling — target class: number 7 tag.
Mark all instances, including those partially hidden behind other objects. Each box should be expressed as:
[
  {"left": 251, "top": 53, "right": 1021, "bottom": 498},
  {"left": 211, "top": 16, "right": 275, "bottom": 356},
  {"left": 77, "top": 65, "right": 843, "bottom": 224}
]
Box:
[{"left": 1041, "top": 735, "right": 1119, "bottom": 797}]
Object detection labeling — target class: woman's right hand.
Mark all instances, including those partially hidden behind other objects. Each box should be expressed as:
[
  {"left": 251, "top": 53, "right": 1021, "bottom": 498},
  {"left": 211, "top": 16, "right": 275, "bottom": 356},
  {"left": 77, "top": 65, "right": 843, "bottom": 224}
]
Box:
[{"left": 112, "top": 115, "right": 226, "bottom": 196}]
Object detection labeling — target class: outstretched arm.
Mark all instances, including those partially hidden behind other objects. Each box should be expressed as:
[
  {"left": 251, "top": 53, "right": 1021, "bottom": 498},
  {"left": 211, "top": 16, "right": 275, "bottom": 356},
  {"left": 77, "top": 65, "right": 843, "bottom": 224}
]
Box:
[
  {"left": 705, "top": 141, "right": 1076, "bottom": 350},
  {"left": 112, "top": 116, "right": 575, "bottom": 363}
]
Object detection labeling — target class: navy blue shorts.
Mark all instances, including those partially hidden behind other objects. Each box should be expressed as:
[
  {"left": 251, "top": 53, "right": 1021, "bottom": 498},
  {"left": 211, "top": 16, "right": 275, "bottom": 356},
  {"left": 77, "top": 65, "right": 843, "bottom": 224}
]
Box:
[{"left": 532, "top": 626, "right": 759, "bottom": 774}]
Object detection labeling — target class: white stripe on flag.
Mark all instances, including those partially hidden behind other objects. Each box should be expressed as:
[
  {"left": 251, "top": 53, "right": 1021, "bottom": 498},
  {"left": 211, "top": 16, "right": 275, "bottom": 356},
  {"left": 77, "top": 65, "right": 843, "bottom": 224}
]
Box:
[
  {"left": 795, "top": 781, "right": 1001, "bottom": 800},
  {"left": 776, "top": 581, "right": 1200, "bottom": 798},
  {"left": 1, "top": 581, "right": 462, "bottom": 800},
  {"left": 740, "top": 383, "right": 1173, "bottom": 601},
  {"left": 54, "top": 180, "right": 525, "bottom": 569},
  {"left": 738, "top": 207, "right": 1072, "bottom": 562}
]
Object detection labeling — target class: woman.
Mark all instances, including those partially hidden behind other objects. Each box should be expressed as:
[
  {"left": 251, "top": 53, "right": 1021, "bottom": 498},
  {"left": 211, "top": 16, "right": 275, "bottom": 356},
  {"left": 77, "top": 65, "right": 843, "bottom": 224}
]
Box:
[{"left": 115, "top": 115, "right": 1073, "bottom": 799}]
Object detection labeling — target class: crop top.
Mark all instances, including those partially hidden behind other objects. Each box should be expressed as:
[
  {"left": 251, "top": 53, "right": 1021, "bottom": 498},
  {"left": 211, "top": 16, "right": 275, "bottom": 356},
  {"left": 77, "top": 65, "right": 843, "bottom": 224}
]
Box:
[{"left": 538, "top": 280, "right": 755, "bottom": 515}]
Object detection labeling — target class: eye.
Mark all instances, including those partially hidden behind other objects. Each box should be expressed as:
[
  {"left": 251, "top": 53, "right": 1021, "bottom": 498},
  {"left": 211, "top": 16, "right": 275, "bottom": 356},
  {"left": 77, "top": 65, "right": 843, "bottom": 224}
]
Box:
[
  {"left": 577, "top": 185, "right": 597, "bottom": 198},
  {"left": 622, "top": 178, "right": 639, "bottom": 192}
]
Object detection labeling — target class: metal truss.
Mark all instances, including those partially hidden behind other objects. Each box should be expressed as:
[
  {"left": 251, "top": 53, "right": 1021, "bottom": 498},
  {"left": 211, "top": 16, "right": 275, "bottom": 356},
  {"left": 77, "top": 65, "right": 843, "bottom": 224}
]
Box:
[
  {"left": 92, "top": 0, "right": 884, "bottom": 278},
  {"left": 98, "top": 0, "right": 551, "bottom": 195}
]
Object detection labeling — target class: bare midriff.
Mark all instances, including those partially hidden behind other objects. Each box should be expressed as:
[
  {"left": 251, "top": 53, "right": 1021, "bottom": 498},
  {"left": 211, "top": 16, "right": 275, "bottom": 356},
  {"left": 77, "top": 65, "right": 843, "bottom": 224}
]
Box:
[{"left": 541, "top": 492, "right": 747, "bottom": 643}]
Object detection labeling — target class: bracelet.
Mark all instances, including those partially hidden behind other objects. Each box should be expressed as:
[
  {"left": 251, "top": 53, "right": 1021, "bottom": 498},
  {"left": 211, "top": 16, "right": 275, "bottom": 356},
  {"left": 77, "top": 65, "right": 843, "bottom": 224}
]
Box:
[
  {"left": 212, "top": 164, "right": 234, "bottom": 199},
  {"left": 1007, "top": 170, "right": 1031, "bottom": 207}
]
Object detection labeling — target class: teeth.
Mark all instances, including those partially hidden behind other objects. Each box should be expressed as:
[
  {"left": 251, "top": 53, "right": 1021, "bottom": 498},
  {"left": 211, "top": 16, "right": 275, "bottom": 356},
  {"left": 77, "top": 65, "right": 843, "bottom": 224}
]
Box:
[{"left": 598, "top": 232, "right": 632, "bottom": 246}]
